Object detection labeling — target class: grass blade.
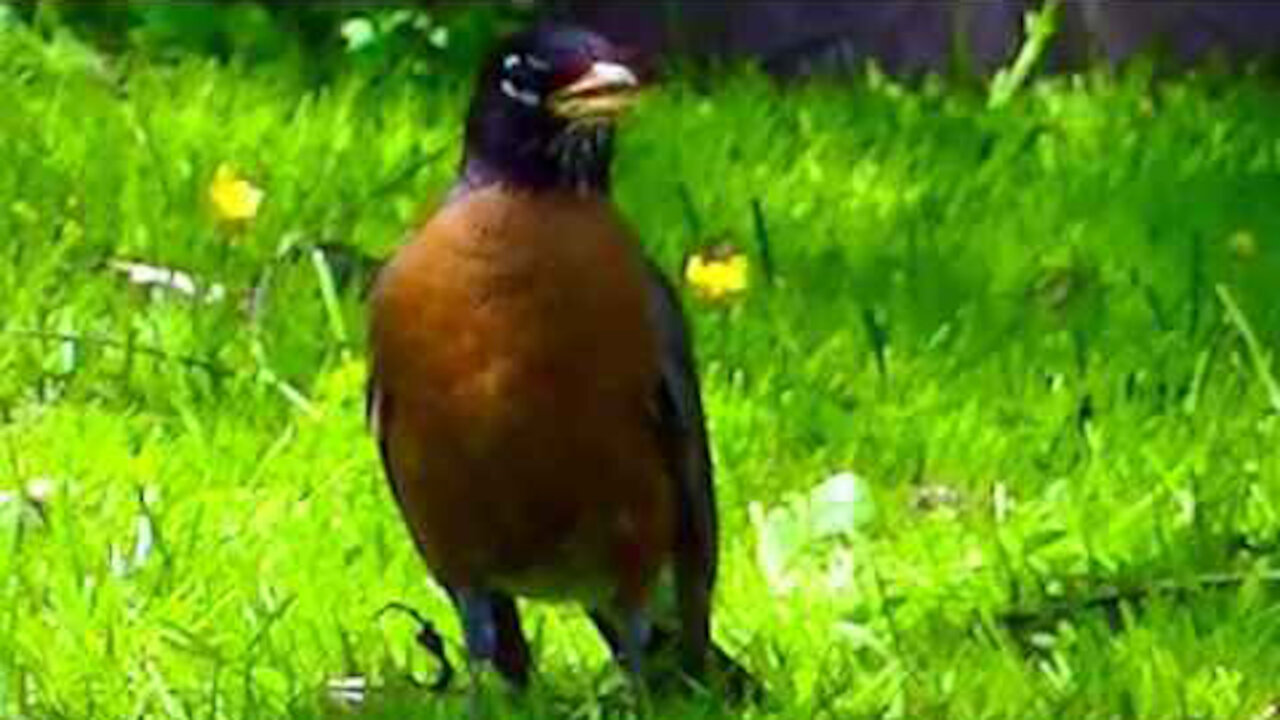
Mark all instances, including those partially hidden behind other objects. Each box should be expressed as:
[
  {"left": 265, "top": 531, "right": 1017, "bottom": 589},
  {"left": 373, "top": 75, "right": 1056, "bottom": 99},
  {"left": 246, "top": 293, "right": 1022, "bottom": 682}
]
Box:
[{"left": 1216, "top": 283, "right": 1280, "bottom": 414}]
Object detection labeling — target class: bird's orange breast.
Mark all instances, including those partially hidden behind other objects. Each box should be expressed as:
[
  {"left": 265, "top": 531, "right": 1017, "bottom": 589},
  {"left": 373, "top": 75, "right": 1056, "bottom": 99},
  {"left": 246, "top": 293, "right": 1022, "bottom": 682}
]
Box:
[{"left": 369, "top": 187, "right": 673, "bottom": 606}]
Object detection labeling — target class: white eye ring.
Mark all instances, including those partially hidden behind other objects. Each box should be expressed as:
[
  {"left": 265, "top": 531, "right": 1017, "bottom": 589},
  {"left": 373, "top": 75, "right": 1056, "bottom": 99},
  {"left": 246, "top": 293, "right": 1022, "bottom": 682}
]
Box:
[
  {"left": 503, "top": 53, "right": 551, "bottom": 72},
  {"left": 500, "top": 79, "right": 541, "bottom": 107}
]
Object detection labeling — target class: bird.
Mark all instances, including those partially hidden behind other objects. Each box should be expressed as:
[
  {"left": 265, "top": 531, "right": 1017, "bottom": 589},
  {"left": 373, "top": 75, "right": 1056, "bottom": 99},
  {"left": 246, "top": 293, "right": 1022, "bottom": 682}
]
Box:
[{"left": 365, "top": 24, "right": 755, "bottom": 699}]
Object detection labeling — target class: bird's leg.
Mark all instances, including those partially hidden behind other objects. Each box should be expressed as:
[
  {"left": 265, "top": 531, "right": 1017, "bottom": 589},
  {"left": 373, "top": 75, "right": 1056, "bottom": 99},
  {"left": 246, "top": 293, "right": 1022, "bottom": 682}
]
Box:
[
  {"left": 453, "top": 588, "right": 498, "bottom": 719},
  {"left": 621, "top": 611, "right": 652, "bottom": 677},
  {"left": 619, "top": 609, "right": 654, "bottom": 716}
]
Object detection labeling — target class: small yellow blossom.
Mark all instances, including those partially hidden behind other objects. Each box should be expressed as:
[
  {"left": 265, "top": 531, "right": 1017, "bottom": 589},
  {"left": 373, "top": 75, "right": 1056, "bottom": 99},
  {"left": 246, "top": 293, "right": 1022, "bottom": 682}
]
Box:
[
  {"left": 209, "top": 163, "right": 264, "bottom": 222},
  {"left": 1229, "top": 230, "right": 1258, "bottom": 261},
  {"left": 684, "top": 245, "right": 749, "bottom": 302}
]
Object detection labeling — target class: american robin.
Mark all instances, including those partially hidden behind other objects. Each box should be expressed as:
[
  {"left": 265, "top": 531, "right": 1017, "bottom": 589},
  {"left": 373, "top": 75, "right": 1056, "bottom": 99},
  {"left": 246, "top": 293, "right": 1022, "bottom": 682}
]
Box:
[{"left": 366, "top": 25, "right": 754, "bottom": 697}]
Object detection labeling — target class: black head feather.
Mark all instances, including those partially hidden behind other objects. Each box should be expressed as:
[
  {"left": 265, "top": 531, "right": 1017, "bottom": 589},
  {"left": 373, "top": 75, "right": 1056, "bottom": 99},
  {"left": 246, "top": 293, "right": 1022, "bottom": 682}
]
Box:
[{"left": 459, "top": 25, "right": 639, "bottom": 195}]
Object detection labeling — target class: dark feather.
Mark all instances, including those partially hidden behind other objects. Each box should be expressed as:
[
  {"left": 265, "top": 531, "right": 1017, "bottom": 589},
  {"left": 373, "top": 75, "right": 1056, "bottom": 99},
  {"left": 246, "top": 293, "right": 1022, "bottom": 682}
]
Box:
[{"left": 644, "top": 262, "right": 718, "bottom": 676}]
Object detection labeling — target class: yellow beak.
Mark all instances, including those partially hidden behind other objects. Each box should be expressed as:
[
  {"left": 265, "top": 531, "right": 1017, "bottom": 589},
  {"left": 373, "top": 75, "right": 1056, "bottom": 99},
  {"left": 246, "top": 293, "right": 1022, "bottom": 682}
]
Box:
[{"left": 548, "top": 61, "right": 641, "bottom": 121}]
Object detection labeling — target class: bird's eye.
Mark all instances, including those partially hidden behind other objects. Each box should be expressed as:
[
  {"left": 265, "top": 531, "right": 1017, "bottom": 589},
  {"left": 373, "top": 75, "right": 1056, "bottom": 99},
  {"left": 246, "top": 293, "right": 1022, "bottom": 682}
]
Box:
[
  {"left": 499, "top": 53, "right": 551, "bottom": 108},
  {"left": 503, "top": 53, "right": 551, "bottom": 73}
]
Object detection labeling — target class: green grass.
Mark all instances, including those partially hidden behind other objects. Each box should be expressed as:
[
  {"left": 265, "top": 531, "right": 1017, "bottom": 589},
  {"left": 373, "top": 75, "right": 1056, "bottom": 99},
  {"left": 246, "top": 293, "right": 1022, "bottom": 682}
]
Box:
[{"left": 4, "top": 20, "right": 1280, "bottom": 720}]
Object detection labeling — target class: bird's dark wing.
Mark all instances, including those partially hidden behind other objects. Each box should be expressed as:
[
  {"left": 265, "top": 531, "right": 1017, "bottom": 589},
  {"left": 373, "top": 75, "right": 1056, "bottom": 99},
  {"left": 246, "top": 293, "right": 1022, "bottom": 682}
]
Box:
[
  {"left": 641, "top": 262, "right": 763, "bottom": 702},
  {"left": 643, "top": 259, "right": 718, "bottom": 676}
]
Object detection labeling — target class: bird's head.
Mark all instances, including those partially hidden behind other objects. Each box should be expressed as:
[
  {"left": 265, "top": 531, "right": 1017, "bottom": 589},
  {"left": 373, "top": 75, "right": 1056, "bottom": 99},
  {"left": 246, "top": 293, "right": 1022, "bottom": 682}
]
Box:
[{"left": 462, "top": 25, "right": 643, "bottom": 194}]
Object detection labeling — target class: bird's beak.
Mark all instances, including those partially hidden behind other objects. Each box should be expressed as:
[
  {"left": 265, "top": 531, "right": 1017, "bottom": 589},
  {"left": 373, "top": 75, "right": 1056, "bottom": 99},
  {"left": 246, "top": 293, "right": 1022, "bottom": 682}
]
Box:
[{"left": 548, "top": 61, "right": 641, "bottom": 121}]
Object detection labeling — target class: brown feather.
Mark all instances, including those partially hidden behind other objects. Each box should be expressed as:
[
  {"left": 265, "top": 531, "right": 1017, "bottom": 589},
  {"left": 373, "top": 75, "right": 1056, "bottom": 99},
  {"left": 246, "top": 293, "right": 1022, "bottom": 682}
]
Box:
[{"left": 369, "top": 185, "right": 675, "bottom": 610}]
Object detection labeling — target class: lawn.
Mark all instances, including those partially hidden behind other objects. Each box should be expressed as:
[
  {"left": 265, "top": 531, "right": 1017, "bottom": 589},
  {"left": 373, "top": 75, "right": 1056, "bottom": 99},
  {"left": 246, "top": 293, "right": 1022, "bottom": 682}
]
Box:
[{"left": 3, "top": 14, "right": 1280, "bottom": 720}]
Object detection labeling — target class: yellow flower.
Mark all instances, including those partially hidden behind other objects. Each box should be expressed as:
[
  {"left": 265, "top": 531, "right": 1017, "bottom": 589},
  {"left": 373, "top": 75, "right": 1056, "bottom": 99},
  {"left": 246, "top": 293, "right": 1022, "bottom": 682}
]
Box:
[
  {"left": 1229, "top": 230, "right": 1258, "bottom": 261},
  {"left": 684, "top": 245, "right": 749, "bottom": 302},
  {"left": 209, "top": 163, "right": 264, "bottom": 222}
]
